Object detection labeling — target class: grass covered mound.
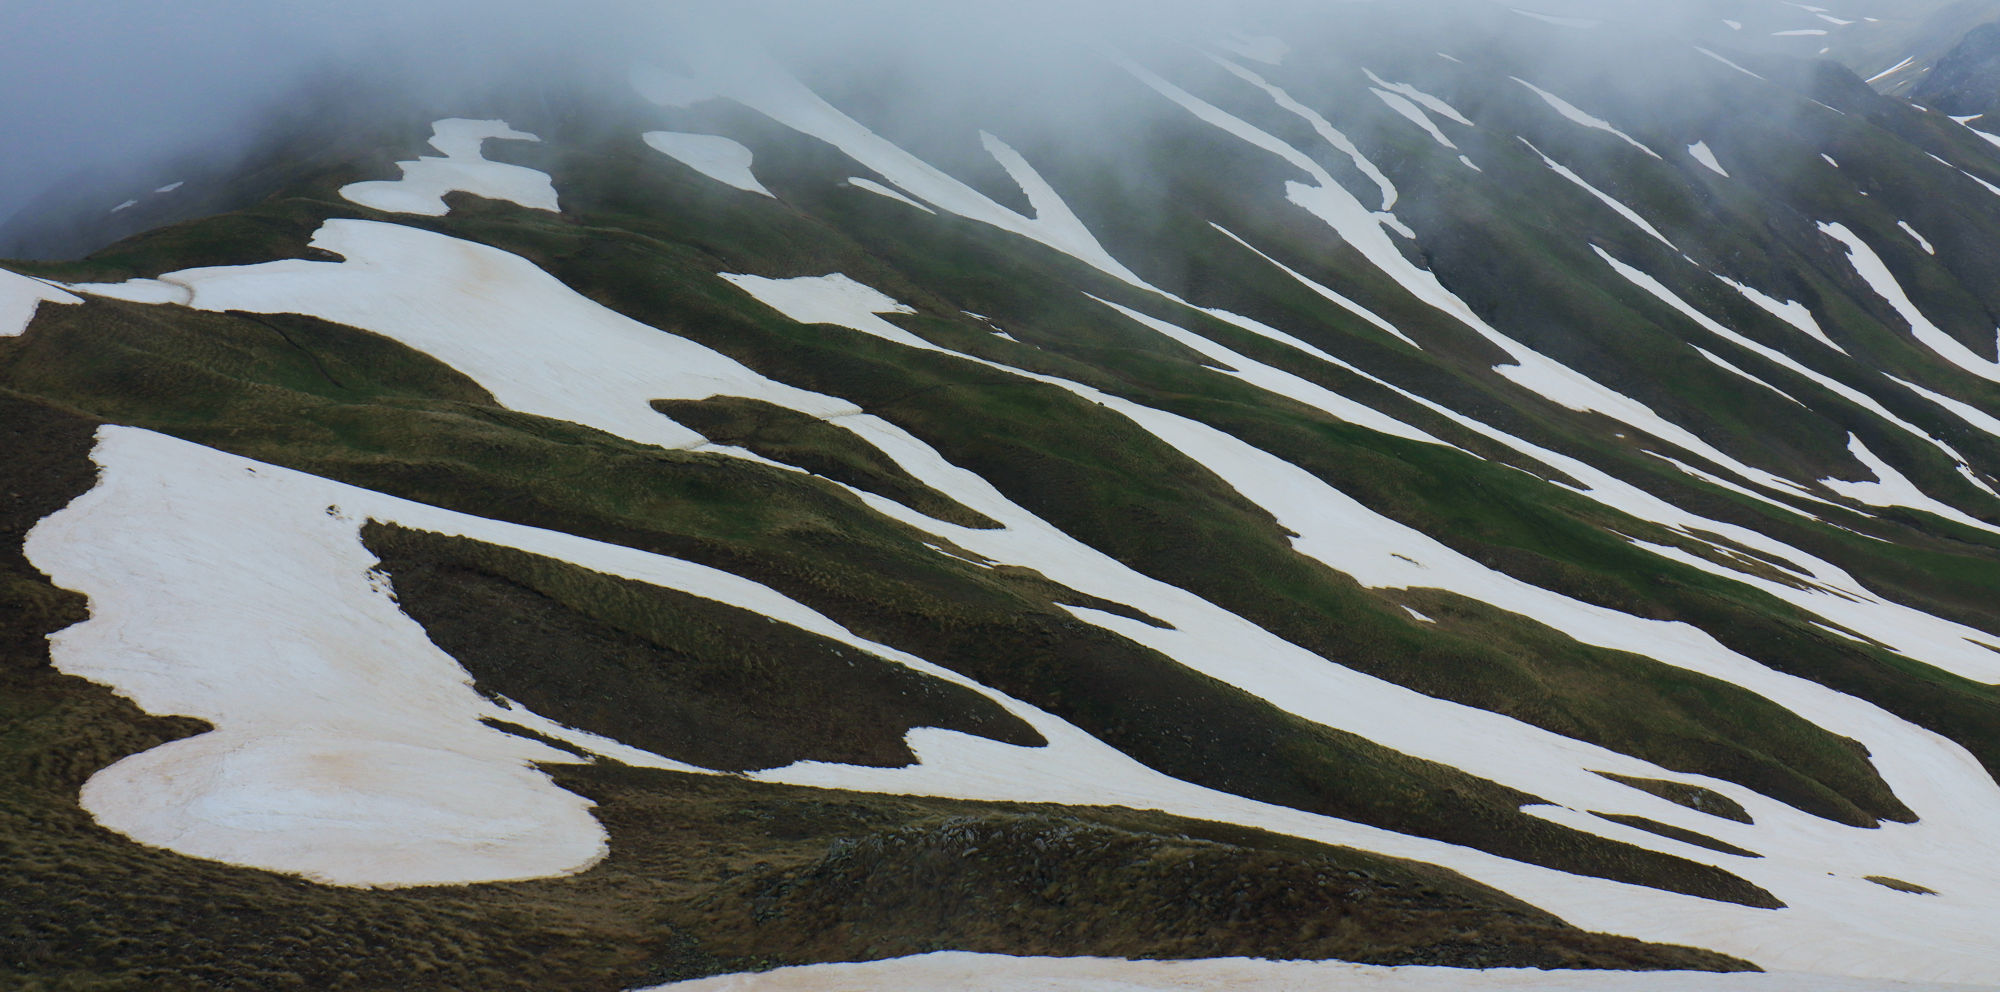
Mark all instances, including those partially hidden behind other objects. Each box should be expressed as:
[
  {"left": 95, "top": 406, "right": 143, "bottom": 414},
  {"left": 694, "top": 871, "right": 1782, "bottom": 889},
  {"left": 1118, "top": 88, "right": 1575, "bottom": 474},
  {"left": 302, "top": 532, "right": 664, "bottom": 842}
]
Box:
[
  {"left": 364, "top": 521, "right": 1043, "bottom": 771},
  {"left": 652, "top": 396, "right": 1002, "bottom": 529}
]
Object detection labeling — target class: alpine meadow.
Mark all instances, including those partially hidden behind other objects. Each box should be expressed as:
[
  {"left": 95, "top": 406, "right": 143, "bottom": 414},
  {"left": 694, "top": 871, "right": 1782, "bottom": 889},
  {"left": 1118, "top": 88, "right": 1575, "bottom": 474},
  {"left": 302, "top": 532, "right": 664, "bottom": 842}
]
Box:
[{"left": 13, "top": 0, "right": 2000, "bottom": 988}]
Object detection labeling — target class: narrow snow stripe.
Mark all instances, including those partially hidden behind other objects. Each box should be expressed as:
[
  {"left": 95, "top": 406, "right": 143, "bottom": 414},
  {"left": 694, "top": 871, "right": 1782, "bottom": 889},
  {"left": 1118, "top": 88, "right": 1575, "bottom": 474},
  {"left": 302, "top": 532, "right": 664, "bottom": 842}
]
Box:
[{"left": 1512, "top": 77, "right": 1663, "bottom": 158}]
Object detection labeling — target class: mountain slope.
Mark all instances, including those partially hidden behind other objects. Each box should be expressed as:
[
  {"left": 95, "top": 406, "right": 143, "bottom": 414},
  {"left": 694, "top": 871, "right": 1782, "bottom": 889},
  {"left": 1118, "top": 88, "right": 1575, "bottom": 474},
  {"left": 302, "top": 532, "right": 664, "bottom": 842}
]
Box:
[{"left": 11, "top": 3, "right": 2000, "bottom": 988}]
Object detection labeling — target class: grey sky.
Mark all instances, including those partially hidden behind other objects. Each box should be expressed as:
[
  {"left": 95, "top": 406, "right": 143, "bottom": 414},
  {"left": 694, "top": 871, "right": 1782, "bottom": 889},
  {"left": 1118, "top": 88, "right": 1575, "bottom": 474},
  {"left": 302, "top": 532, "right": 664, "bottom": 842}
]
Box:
[{"left": 0, "top": 0, "right": 1938, "bottom": 232}]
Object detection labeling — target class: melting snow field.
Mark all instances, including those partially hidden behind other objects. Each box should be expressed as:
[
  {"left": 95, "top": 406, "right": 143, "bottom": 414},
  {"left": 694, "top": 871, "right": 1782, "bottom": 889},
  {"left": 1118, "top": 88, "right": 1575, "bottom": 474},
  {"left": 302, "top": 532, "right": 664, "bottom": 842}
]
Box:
[
  {"left": 638, "top": 952, "right": 1999, "bottom": 992},
  {"left": 338, "top": 118, "right": 559, "bottom": 217},
  {"left": 22, "top": 428, "right": 608, "bottom": 886}
]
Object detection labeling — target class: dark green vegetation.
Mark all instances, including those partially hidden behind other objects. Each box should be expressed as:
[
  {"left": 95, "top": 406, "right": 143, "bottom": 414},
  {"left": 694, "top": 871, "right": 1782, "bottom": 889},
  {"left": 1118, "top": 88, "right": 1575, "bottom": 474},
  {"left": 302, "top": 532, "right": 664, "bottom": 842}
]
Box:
[
  {"left": 365, "top": 522, "right": 1042, "bottom": 771},
  {"left": 653, "top": 396, "right": 1001, "bottom": 529},
  {"left": 1595, "top": 772, "right": 1756, "bottom": 825},
  {"left": 1589, "top": 814, "right": 1762, "bottom": 860},
  {"left": 1865, "top": 875, "right": 1940, "bottom": 895}
]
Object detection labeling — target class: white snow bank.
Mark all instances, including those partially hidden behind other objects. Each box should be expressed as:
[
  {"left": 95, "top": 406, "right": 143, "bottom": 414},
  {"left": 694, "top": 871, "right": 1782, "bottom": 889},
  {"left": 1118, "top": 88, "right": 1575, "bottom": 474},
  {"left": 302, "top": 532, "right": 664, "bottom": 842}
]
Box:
[
  {"left": 1893, "top": 375, "right": 2000, "bottom": 442},
  {"left": 1372, "top": 89, "right": 1459, "bottom": 149},
  {"left": 1690, "top": 141, "right": 1730, "bottom": 177},
  {"left": 155, "top": 181, "right": 184, "bottom": 194},
  {"left": 1599, "top": 247, "right": 1986, "bottom": 476},
  {"left": 848, "top": 176, "right": 937, "bottom": 213},
  {"left": 1209, "top": 225, "right": 1415, "bottom": 347},
  {"left": 642, "top": 131, "right": 773, "bottom": 197},
  {"left": 1715, "top": 274, "right": 1845, "bottom": 353},
  {"left": 339, "top": 118, "right": 558, "bottom": 217},
  {"left": 1512, "top": 77, "right": 1662, "bottom": 158},
  {"left": 109, "top": 199, "right": 137, "bottom": 214},
  {"left": 1, "top": 268, "right": 81, "bottom": 336},
  {"left": 1867, "top": 56, "right": 1918, "bottom": 84},
  {"left": 638, "top": 952, "right": 1998, "bottom": 992},
  {"left": 1363, "top": 70, "right": 1473, "bottom": 127},
  {"left": 22, "top": 428, "right": 606, "bottom": 886},
  {"left": 719, "top": 272, "right": 927, "bottom": 349},
  {"left": 1693, "top": 345, "right": 1805, "bottom": 406},
  {"left": 1523, "top": 139, "right": 1678, "bottom": 249},
  {"left": 84, "top": 220, "right": 855, "bottom": 452},
  {"left": 1820, "top": 222, "right": 2000, "bottom": 384},
  {"left": 1697, "top": 47, "right": 1768, "bottom": 80},
  {"left": 1819, "top": 434, "right": 2000, "bottom": 536},
  {"left": 1129, "top": 62, "right": 1817, "bottom": 501},
  {"left": 641, "top": 45, "right": 1145, "bottom": 287},
  {"left": 1213, "top": 58, "right": 1399, "bottom": 211},
  {"left": 1899, "top": 221, "right": 1936, "bottom": 255}
]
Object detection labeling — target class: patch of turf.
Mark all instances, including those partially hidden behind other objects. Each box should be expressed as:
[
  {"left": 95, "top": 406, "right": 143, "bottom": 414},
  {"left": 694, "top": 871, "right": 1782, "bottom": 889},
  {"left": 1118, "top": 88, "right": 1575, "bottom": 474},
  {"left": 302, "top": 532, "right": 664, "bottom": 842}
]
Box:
[
  {"left": 367, "top": 521, "right": 1045, "bottom": 771},
  {"left": 1594, "top": 772, "right": 1754, "bottom": 825},
  {"left": 1590, "top": 813, "right": 1761, "bottom": 859},
  {"left": 652, "top": 396, "right": 1000, "bottom": 529},
  {"left": 1864, "top": 875, "right": 1937, "bottom": 895}
]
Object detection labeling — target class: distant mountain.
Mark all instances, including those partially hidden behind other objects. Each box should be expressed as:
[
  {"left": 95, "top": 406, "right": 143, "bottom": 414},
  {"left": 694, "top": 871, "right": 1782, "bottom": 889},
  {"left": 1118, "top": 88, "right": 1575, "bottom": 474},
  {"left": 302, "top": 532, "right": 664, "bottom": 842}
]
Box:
[
  {"left": 1913, "top": 20, "right": 2000, "bottom": 115},
  {"left": 11, "top": 2, "right": 2000, "bottom": 989}
]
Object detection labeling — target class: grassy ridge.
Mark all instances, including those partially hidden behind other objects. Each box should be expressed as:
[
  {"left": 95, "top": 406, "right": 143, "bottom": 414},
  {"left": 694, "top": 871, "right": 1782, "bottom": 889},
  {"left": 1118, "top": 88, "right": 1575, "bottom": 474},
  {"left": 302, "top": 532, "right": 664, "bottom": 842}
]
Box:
[{"left": 364, "top": 521, "right": 1042, "bottom": 771}]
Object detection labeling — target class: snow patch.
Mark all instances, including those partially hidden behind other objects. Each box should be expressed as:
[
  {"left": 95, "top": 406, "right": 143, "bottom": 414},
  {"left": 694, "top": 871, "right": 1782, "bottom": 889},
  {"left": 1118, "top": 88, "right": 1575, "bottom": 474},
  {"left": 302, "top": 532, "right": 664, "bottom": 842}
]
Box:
[
  {"left": 1, "top": 268, "right": 82, "bottom": 336},
  {"left": 1363, "top": 69, "right": 1473, "bottom": 126},
  {"left": 1820, "top": 222, "right": 2000, "bottom": 384},
  {"left": 1819, "top": 434, "right": 2000, "bottom": 537},
  {"left": 22, "top": 428, "right": 607, "bottom": 886},
  {"left": 1602, "top": 248, "right": 1985, "bottom": 476},
  {"left": 1512, "top": 77, "right": 1662, "bottom": 158},
  {"left": 720, "top": 272, "right": 928, "bottom": 351},
  {"left": 339, "top": 118, "right": 557, "bottom": 217},
  {"left": 89, "top": 220, "right": 854, "bottom": 451},
  {"left": 1898, "top": 221, "right": 1935, "bottom": 255},
  {"left": 637, "top": 951, "right": 2000, "bottom": 992},
  {"left": 1371, "top": 88, "right": 1459, "bottom": 149},
  {"left": 1715, "top": 275, "right": 1844, "bottom": 354},
  {"left": 1697, "top": 47, "right": 1767, "bottom": 80},
  {"left": 1689, "top": 141, "right": 1730, "bottom": 177},
  {"left": 644, "top": 46, "right": 1144, "bottom": 288},
  {"left": 1210, "top": 225, "right": 1416, "bottom": 348},
  {"left": 1523, "top": 139, "right": 1678, "bottom": 249},
  {"left": 848, "top": 176, "right": 937, "bottom": 213},
  {"left": 642, "top": 131, "right": 773, "bottom": 196},
  {"left": 1214, "top": 58, "right": 1399, "bottom": 211},
  {"left": 1867, "top": 56, "right": 1918, "bottom": 84}
]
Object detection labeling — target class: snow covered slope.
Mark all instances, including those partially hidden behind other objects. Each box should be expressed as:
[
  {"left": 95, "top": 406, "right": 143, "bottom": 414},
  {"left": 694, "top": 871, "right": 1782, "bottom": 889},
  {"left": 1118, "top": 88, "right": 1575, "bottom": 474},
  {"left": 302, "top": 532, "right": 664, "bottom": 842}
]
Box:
[{"left": 14, "top": 1, "right": 2000, "bottom": 989}]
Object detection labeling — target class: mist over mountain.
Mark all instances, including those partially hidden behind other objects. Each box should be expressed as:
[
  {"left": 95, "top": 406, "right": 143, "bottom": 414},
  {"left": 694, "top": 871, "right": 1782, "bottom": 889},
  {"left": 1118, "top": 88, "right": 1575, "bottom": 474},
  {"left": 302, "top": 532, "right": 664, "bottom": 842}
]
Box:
[{"left": 11, "top": 1, "right": 2000, "bottom": 989}]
